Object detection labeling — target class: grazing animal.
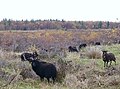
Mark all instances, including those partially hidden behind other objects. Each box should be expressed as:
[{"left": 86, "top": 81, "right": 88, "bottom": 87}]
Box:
[
  {"left": 102, "top": 50, "right": 116, "bottom": 67},
  {"left": 79, "top": 43, "right": 87, "bottom": 50},
  {"left": 118, "top": 40, "right": 120, "bottom": 44},
  {"left": 95, "top": 42, "right": 101, "bottom": 45},
  {"left": 41, "top": 48, "right": 48, "bottom": 52},
  {"left": 21, "top": 51, "right": 38, "bottom": 62},
  {"left": 30, "top": 58, "right": 57, "bottom": 83},
  {"left": 68, "top": 46, "right": 78, "bottom": 52}
]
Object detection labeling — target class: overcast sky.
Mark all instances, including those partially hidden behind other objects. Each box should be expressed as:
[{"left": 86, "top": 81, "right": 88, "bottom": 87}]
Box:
[{"left": 0, "top": 0, "right": 120, "bottom": 21}]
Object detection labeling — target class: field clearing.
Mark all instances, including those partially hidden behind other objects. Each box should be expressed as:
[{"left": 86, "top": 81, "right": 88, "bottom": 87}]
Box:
[
  {"left": 0, "top": 30, "right": 120, "bottom": 88},
  {"left": 0, "top": 44, "right": 120, "bottom": 89}
]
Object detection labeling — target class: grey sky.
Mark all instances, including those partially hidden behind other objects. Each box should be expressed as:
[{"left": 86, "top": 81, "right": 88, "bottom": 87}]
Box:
[{"left": 0, "top": 0, "right": 119, "bottom": 21}]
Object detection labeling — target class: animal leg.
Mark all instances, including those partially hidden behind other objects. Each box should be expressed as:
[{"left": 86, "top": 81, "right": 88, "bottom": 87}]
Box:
[
  {"left": 52, "top": 77, "right": 55, "bottom": 84},
  {"left": 47, "top": 78, "right": 50, "bottom": 83},
  {"left": 104, "top": 62, "right": 106, "bottom": 67},
  {"left": 109, "top": 61, "right": 112, "bottom": 66},
  {"left": 114, "top": 60, "right": 116, "bottom": 65},
  {"left": 106, "top": 61, "right": 109, "bottom": 67},
  {"left": 40, "top": 77, "right": 44, "bottom": 82}
]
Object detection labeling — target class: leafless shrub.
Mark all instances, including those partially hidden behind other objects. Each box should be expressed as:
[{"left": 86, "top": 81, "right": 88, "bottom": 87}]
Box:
[
  {"left": 86, "top": 46, "right": 102, "bottom": 59},
  {"left": 1, "top": 44, "right": 120, "bottom": 88},
  {"left": 20, "top": 68, "right": 39, "bottom": 80},
  {"left": 55, "top": 58, "right": 67, "bottom": 82}
]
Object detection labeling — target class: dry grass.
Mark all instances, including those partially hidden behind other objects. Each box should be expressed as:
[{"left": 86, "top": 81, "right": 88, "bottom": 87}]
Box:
[
  {"left": 0, "top": 44, "right": 120, "bottom": 89},
  {"left": 85, "top": 46, "right": 102, "bottom": 59},
  {"left": 1, "top": 29, "right": 120, "bottom": 52}
]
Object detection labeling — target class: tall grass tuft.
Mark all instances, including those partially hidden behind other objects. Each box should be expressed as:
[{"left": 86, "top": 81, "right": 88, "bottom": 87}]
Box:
[{"left": 86, "top": 46, "right": 102, "bottom": 59}]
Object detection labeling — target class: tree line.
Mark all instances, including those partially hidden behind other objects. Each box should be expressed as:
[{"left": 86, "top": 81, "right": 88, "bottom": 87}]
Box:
[{"left": 0, "top": 19, "right": 120, "bottom": 30}]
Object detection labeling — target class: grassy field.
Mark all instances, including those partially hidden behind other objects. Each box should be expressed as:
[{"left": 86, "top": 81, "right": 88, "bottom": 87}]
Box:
[{"left": 0, "top": 44, "right": 120, "bottom": 89}]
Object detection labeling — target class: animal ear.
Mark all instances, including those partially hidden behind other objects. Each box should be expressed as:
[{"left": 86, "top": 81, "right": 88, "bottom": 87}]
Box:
[
  {"left": 33, "top": 51, "right": 38, "bottom": 56},
  {"left": 102, "top": 50, "right": 107, "bottom": 52},
  {"left": 104, "top": 50, "right": 107, "bottom": 52},
  {"left": 102, "top": 50, "right": 108, "bottom": 53}
]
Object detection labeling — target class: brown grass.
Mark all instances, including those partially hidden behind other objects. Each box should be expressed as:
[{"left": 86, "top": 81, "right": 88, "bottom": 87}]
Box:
[{"left": 0, "top": 30, "right": 120, "bottom": 89}]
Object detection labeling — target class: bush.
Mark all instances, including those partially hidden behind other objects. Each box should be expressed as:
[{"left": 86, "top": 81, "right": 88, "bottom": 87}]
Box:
[{"left": 86, "top": 46, "right": 102, "bottom": 59}]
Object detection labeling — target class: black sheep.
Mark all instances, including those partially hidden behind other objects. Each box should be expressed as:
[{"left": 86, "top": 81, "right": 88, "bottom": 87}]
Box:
[
  {"left": 31, "top": 59, "right": 57, "bottom": 83},
  {"left": 79, "top": 43, "right": 87, "bottom": 50},
  {"left": 68, "top": 46, "right": 78, "bottom": 52},
  {"left": 95, "top": 42, "right": 101, "bottom": 45},
  {"left": 21, "top": 51, "right": 38, "bottom": 62},
  {"left": 102, "top": 51, "right": 116, "bottom": 67}
]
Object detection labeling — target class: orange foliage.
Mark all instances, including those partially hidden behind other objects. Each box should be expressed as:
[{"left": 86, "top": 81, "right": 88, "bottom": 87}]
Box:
[{"left": 0, "top": 29, "right": 120, "bottom": 51}]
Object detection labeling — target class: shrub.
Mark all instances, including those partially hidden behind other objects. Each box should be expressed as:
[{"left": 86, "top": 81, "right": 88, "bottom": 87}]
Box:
[{"left": 86, "top": 46, "right": 102, "bottom": 59}]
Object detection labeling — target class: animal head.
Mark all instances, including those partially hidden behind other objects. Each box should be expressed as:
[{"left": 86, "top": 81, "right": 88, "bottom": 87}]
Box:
[
  {"left": 33, "top": 51, "right": 38, "bottom": 58},
  {"left": 102, "top": 50, "right": 108, "bottom": 54},
  {"left": 21, "top": 51, "right": 38, "bottom": 62}
]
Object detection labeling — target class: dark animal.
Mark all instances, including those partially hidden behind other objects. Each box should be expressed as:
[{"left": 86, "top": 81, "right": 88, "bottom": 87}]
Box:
[
  {"left": 30, "top": 58, "right": 57, "bottom": 83},
  {"left": 68, "top": 46, "right": 78, "bottom": 52},
  {"left": 95, "top": 42, "right": 101, "bottom": 45},
  {"left": 102, "top": 50, "right": 116, "bottom": 67},
  {"left": 41, "top": 48, "right": 48, "bottom": 52},
  {"left": 79, "top": 43, "right": 87, "bottom": 50},
  {"left": 21, "top": 51, "right": 38, "bottom": 62},
  {"left": 118, "top": 40, "right": 120, "bottom": 44}
]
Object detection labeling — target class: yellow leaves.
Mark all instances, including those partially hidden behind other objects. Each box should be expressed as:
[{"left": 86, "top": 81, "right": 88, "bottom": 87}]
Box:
[
  {"left": 67, "top": 32, "right": 73, "bottom": 39},
  {"left": 0, "top": 29, "right": 120, "bottom": 48},
  {"left": 112, "top": 29, "right": 115, "bottom": 33},
  {"left": 27, "top": 44, "right": 38, "bottom": 52},
  {"left": 28, "top": 34, "right": 34, "bottom": 39},
  {"left": 78, "top": 31, "right": 100, "bottom": 41},
  {"left": 110, "top": 29, "right": 118, "bottom": 38},
  {"left": 58, "top": 30, "right": 65, "bottom": 35},
  {"left": 89, "top": 32, "right": 98, "bottom": 39},
  {"left": 45, "top": 32, "right": 50, "bottom": 37}
]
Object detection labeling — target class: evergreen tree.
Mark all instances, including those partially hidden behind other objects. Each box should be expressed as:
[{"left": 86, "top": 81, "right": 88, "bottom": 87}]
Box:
[
  {"left": 98, "top": 21, "right": 102, "bottom": 29},
  {"left": 107, "top": 21, "right": 110, "bottom": 29}
]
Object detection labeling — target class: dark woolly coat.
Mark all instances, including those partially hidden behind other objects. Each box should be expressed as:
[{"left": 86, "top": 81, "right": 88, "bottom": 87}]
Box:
[
  {"left": 102, "top": 51, "right": 116, "bottom": 67},
  {"left": 68, "top": 46, "right": 78, "bottom": 52},
  {"left": 31, "top": 60, "right": 57, "bottom": 83},
  {"left": 95, "top": 42, "right": 101, "bottom": 45},
  {"left": 79, "top": 43, "right": 87, "bottom": 50}
]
